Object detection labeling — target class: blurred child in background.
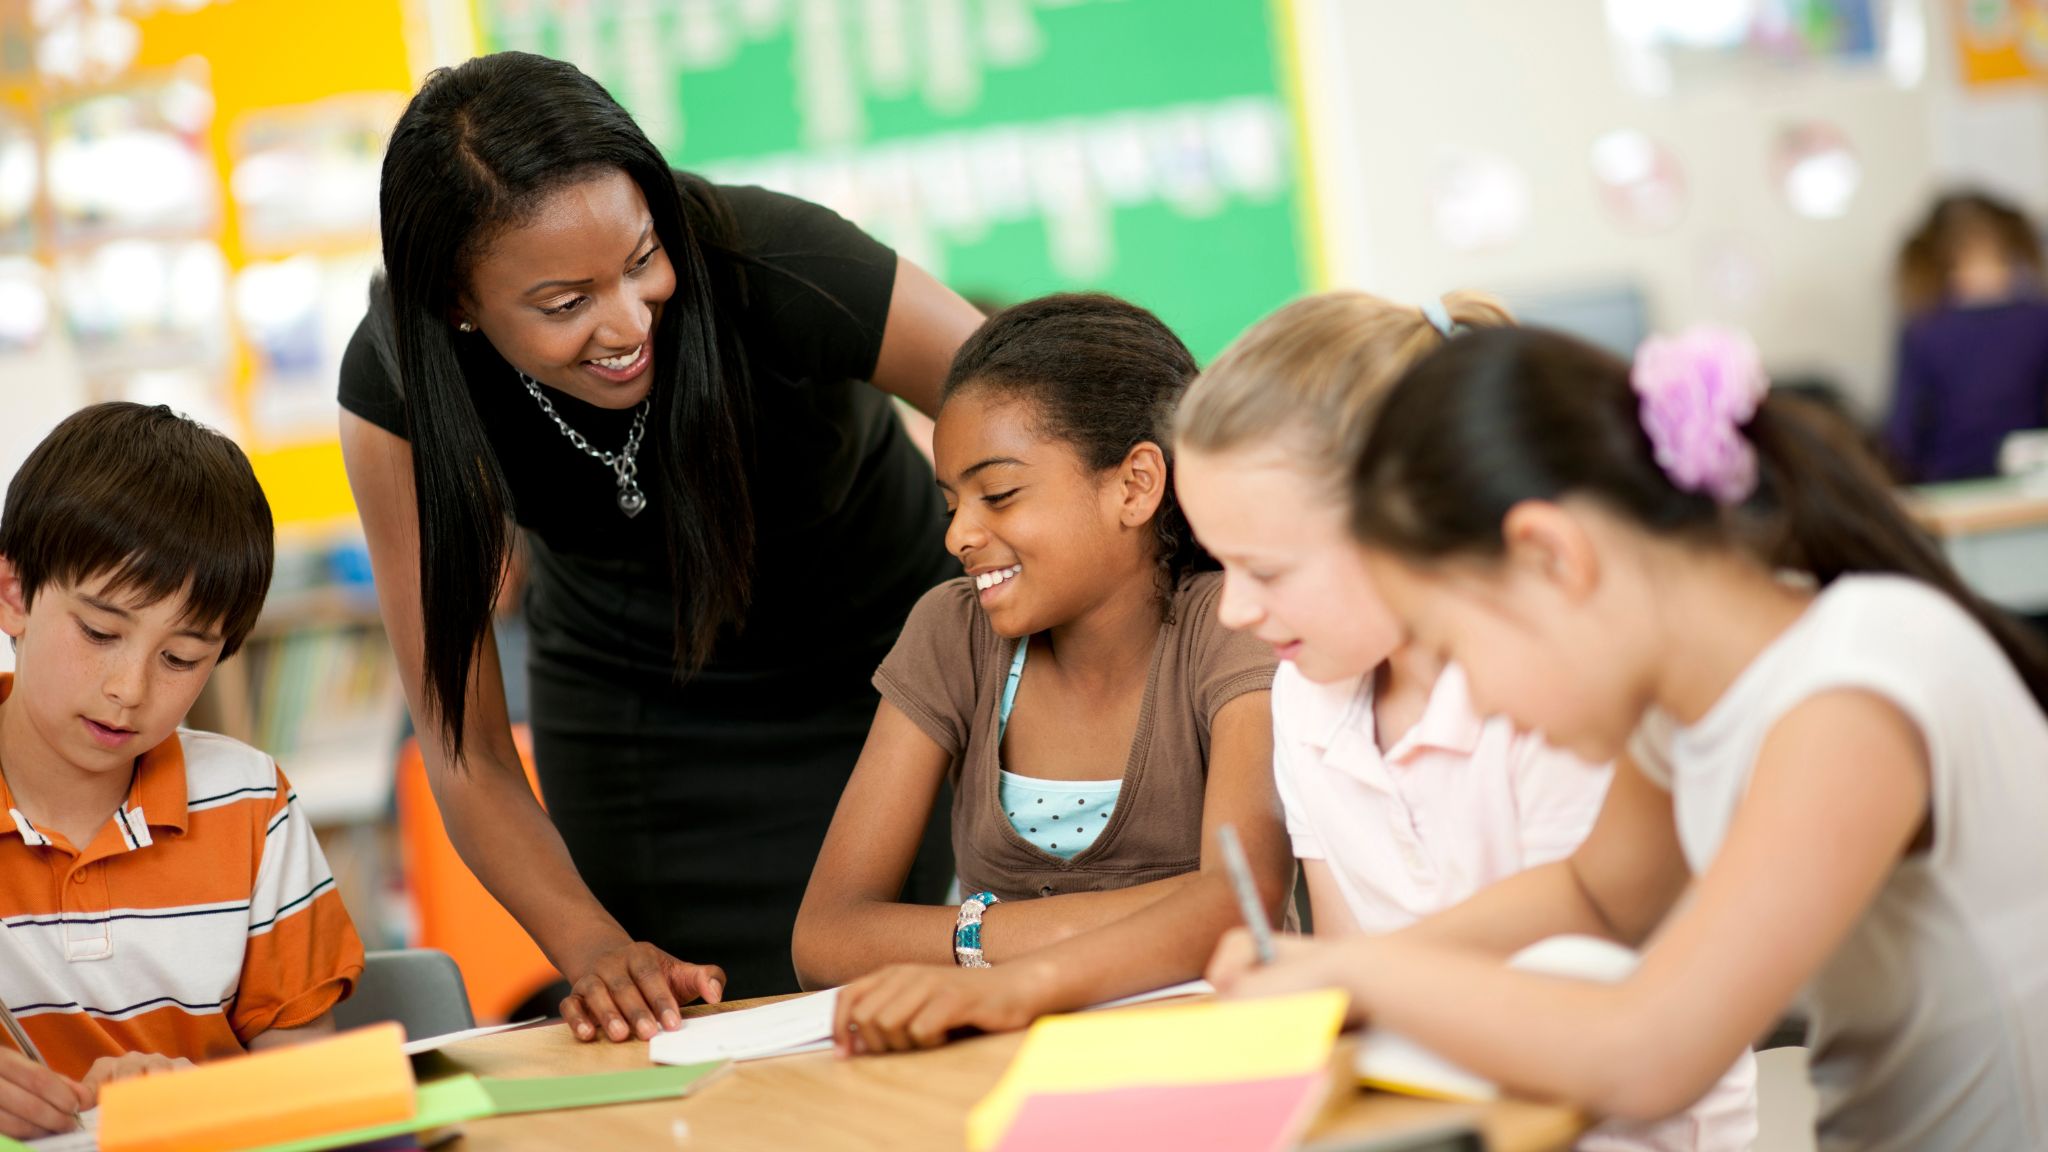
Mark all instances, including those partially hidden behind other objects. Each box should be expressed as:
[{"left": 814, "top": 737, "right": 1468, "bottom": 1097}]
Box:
[{"left": 1886, "top": 191, "right": 2048, "bottom": 482}]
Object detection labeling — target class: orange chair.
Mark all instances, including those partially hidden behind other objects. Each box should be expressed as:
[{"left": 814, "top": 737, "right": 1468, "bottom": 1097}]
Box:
[{"left": 394, "top": 727, "right": 560, "bottom": 1023}]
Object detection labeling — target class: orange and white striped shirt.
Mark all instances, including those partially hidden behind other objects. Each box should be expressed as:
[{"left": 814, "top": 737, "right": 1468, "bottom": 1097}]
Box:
[{"left": 0, "top": 675, "right": 364, "bottom": 1080}]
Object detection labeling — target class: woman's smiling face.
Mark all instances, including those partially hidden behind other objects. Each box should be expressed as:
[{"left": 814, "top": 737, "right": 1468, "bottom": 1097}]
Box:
[{"left": 459, "top": 168, "right": 676, "bottom": 409}]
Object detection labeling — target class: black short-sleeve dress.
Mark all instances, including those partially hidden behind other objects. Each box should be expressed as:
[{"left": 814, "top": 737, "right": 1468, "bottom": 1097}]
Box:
[{"left": 339, "top": 182, "right": 956, "bottom": 997}]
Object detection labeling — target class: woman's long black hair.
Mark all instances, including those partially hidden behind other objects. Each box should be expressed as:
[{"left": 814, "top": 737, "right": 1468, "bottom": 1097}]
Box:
[
  {"left": 1350, "top": 327, "right": 2048, "bottom": 714},
  {"left": 376, "top": 51, "right": 754, "bottom": 756}
]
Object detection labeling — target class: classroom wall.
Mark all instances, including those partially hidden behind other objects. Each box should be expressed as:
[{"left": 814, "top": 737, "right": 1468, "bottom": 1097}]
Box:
[
  {"left": 0, "top": 342, "right": 86, "bottom": 676},
  {"left": 1302, "top": 0, "right": 2048, "bottom": 417}
]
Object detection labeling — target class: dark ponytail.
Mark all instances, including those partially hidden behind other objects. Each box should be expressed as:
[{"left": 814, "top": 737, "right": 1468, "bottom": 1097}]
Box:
[
  {"left": 943, "top": 293, "right": 1216, "bottom": 609},
  {"left": 376, "top": 51, "right": 754, "bottom": 758},
  {"left": 1352, "top": 326, "right": 2048, "bottom": 714}
]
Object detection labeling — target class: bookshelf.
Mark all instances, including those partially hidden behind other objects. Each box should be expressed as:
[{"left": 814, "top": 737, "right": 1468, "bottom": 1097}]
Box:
[{"left": 190, "top": 529, "right": 409, "bottom": 947}]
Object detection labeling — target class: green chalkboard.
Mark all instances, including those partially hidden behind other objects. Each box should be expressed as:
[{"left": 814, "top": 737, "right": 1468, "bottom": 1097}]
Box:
[{"left": 477, "top": 0, "right": 1312, "bottom": 359}]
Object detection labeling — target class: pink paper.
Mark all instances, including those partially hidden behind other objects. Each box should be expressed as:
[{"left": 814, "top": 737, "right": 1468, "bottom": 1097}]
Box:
[{"left": 992, "top": 1073, "right": 1327, "bottom": 1152}]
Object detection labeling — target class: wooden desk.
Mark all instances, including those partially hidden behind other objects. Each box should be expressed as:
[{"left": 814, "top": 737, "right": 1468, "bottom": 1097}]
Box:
[
  {"left": 1908, "top": 477, "right": 2048, "bottom": 614},
  {"left": 433, "top": 999, "right": 1584, "bottom": 1152}
]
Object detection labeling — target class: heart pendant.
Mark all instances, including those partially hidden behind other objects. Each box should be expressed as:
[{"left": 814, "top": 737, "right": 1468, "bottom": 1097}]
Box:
[{"left": 618, "top": 487, "right": 647, "bottom": 518}]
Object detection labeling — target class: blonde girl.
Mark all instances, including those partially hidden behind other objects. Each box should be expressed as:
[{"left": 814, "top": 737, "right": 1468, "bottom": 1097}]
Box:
[{"left": 1174, "top": 294, "right": 1755, "bottom": 1150}]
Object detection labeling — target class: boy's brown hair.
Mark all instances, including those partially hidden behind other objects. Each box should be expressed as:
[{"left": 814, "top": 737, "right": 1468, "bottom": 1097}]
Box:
[{"left": 0, "top": 403, "right": 274, "bottom": 657}]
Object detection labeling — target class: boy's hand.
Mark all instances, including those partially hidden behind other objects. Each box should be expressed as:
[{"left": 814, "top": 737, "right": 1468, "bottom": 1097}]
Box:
[
  {"left": 832, "top": 964, "right": 1044, "bottom": 1055},
  {"left": 560, "top": 941, "right": 727, "bottom": 1043},
  {"left": 79, "top": 1053, "right": 194, "bottom": 1102},
  {"left": 0, "top": 1047, "right": 89, "bottom": 1139}
]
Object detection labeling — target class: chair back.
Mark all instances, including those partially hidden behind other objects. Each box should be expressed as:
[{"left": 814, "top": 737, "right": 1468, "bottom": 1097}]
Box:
[{"left": 333, "top": 948, "right": 476, "bottom": 1039}]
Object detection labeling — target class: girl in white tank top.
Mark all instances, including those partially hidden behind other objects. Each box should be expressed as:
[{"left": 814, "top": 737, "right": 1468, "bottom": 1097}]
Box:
[{"left": 1207, "top": 325, "right": 2048, "bottom": 1152}]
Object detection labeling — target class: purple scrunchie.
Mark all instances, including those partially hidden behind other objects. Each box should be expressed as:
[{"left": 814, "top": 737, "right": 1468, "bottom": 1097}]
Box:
[{"left": 1630, "top": 327, "right": 1769, "bottom": 505}]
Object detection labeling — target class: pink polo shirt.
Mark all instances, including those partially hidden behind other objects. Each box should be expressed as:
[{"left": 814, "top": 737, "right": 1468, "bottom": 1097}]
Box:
[
  {"left": 1272, "top": 661, "right": 1759, "bottom": 1151},
  {"left": 1273, "top": 661, "right": 1607, "bottom": 934}
]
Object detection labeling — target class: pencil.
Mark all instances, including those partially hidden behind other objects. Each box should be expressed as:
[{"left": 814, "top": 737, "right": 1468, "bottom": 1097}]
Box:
[
  {"left": 0, "top": 997, "right": 84, "bottom": 1129},
  {"left": 1217, "top": 823, "right": 1278, "bottom": 966},
  {"left": 0, "top": 998, "right": 45, "bottom": 1067}
]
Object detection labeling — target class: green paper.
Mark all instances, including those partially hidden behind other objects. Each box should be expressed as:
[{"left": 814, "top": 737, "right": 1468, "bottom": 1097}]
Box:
[
  {"left": 127, "top": 1062, "right": 725, "bottom": 1152},
  {"left": 479, "top": 1061, "right": 728, "bottom": 1116},
  {"left": 250, "top": 1075, "right": 496, "bottom": 1152}
]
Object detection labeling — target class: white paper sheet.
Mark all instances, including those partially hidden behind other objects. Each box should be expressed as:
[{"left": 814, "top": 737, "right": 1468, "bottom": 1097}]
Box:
[
  {"left": 26, "top": 1106, "right": 97, "bottom": 1152},
  {"left": 649, "top": 989, "right": 843, "bottom": 1066},
  {"left": 1085, "top": 978, "right": 1212, "bottom": 1012},
  {"left": 402, "top": 1017, "right": 544, "bottom": 1056}
]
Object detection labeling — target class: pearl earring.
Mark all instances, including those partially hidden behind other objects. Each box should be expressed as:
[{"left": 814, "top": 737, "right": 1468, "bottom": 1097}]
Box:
[{"left": 457, "top": 321, "right": 476, "bottom": 333}]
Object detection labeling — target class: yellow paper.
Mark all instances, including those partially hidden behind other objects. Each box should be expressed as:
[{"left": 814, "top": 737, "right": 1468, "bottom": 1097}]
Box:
[
  {"left": 99, "top": 1023, "right": 415, "bottom": 1152},
  {"left": 966, "top": 990, "right": 1347, "bottom": 1151}
]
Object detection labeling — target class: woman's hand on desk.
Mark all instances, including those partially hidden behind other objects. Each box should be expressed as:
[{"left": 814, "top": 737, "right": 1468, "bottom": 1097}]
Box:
[
  {"left": 1207, "top": 928, "right": 1371, "bottom": 1026},
  {"left": 0, "top": 1047, "right": 89, "bottom": 1139},
  {"left": 832, "top": 964, "right": 1046, "bottom": 1055},
  {"left": 559, "top": 939, "right": 727, "bottom": 1043}
]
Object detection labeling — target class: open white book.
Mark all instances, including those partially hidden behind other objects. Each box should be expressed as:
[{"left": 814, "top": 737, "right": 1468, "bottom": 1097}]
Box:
[
  {"left": 649, "top": 978, "right": 1212, "bottom": 1066},
  {"left": 1355, "top": 935, "right": 1640, "bottom": 1101}
]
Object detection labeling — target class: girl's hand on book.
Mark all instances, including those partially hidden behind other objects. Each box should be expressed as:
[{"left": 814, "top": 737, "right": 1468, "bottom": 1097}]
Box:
[
  {"left": 0, "top": 1047, "right": 89, "bottom": 1140},
  {"left": 832, "top": 964, "right": 1042, "bottom": 1055}
]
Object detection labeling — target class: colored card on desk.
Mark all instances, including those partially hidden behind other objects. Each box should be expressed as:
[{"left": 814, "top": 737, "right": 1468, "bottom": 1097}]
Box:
[
  {"left": 98, "top": 1024, "right": 415, "bottom": 1152},
  {"left": 992, "top": 1074, "right": 1328, "bottom": 1152},
  {"left": 967, "top": 989, "right": 1348, "bottom": 1151},
  {"left": 250, "top": 1062, "right": 729, "bottom": 1151},
  {"left": 478, "top": 1061, "right": 729, "bottom": 1115},
  {"left": 247, "top": 1076, "right": 495, "bottom": 1152}
]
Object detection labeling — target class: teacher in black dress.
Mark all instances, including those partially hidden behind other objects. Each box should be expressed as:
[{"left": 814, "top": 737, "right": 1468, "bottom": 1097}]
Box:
[{"left": 338, "top": 52, "right": 981, "bottom": 1040}]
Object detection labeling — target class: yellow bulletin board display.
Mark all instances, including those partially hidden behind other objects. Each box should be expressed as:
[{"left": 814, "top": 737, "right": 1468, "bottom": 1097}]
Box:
[
  {"left": 131, "top": 0, "right": 412, "bottom": 529},
  {"left": 8, "top": 0, "right": 417, "bottom": 530},
  {"left": 1955, "top": 0, "right": 2048, "bottom": 86}
]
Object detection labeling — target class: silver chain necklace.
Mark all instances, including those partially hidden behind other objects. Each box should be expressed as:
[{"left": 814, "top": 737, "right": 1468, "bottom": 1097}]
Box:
[{"left": 519, "top": 373, "right": 650, "bottom": 518}]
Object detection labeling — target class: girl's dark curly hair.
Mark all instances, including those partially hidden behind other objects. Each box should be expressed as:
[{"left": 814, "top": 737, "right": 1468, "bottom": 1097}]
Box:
[{"left": 942, "top": 293, "right": 1216, "bottom": 613}]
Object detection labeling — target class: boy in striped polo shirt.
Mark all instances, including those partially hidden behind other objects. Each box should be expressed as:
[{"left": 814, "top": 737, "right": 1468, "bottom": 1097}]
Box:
[{"left": 0, "top": 404, "right": 364, "bottom": 1140}]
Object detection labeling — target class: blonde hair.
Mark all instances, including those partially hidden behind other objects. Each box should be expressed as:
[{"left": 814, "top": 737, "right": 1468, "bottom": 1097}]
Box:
[{"left": 1174, "top": 289, "right": 1513, "bottom": 494}]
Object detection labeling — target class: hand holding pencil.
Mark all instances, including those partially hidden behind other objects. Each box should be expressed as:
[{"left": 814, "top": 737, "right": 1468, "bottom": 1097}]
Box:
[
  {"left": 0, "top": 1044, "right": 89, "bottom": 1140},
  {"left": 1209, "top": 822, "right": 1310, "bottom": 992}
]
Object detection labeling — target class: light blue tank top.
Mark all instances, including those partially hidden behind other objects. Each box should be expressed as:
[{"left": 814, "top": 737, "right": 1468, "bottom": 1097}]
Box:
[{"left": 996, "top": 640, "right": 1123, "bottom": 860}]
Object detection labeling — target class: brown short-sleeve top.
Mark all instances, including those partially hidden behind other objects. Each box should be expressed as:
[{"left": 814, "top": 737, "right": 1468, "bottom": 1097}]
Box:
[{"left": 874, "top": 572, "right": 1276, "bottom": 902}]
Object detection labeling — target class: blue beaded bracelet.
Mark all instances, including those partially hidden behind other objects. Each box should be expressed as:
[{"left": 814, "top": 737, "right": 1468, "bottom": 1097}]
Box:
[{"left": 954, "top": 891, "right": 999, "bottom": 968}]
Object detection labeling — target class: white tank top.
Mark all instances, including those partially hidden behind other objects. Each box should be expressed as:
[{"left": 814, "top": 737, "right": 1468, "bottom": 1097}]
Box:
[{"left": 1631, "top": 575, "right": 2048, "bottom": 1151}]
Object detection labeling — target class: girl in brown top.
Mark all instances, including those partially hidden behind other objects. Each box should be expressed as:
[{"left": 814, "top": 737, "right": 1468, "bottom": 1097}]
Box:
[{"left": 793, "top": 294, "right": 1286, "bottom": 1054}]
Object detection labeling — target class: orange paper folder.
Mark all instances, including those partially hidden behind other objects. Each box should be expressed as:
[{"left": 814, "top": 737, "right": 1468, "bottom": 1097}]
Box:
[{"left": 99, "top": 1023, "right": 416, "bottom": 1152}]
